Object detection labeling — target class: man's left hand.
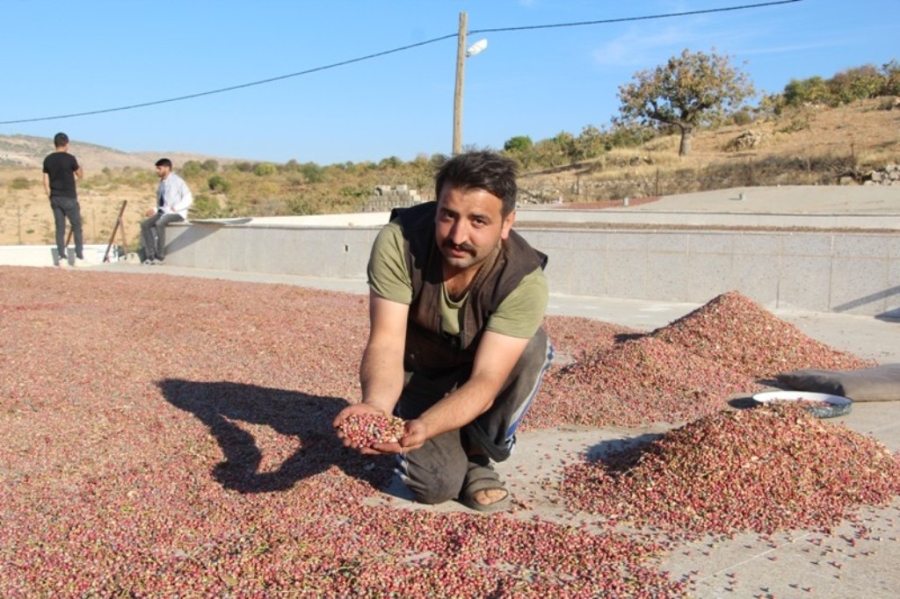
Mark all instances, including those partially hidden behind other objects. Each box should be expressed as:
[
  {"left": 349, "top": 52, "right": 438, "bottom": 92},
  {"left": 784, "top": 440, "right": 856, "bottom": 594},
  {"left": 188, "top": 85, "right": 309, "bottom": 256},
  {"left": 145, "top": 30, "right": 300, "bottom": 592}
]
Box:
[
  {"left": 363, "top": 419, "right": 428, "bottom": 455},
  {"left": 397, "top": 419, "right": 428, "bottom": 452}
]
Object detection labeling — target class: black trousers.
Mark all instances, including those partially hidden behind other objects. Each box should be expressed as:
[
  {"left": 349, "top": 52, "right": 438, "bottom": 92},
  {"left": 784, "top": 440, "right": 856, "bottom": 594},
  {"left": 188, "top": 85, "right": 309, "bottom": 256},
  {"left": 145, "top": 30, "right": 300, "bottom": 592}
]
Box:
[
  {"left": 51, "top": 195, "right": 83, "bottom": 262},
  {"left": 394, "top": 328, "right": 553, "bottom": 504}
]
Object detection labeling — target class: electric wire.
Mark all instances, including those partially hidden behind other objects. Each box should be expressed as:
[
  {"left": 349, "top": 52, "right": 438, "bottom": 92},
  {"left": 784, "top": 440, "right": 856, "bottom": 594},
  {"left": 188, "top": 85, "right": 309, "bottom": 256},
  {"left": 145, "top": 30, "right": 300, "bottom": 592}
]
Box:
[
  {"left": 470, "top": 0, "right": 802, "bottom": 34},
  {"left": 0, "top": 0, "right": 803, "bottom": 126}
]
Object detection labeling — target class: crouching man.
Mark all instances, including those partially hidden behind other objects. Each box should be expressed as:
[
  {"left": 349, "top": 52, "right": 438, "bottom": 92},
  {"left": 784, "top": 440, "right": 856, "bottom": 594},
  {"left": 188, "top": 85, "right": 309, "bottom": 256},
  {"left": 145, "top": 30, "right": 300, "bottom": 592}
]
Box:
[{"left": 334, "top": 151, "right": 553, "bottom": 512}]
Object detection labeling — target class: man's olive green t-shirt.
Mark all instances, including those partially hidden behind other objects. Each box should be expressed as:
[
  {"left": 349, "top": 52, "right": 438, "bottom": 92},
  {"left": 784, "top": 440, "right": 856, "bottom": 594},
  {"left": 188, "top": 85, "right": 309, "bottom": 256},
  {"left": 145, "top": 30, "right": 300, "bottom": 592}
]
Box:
[{"left": 367, "top": 222, "right": 548, "bottom": 339}]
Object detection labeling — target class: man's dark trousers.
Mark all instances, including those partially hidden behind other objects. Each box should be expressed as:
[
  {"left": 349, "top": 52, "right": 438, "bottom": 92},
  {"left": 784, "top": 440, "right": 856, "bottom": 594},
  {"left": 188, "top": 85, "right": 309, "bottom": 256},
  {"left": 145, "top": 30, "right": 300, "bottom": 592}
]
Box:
[
  {"left": 51, "top": 195, "right": 83, "bottom": 262},
  {"left": 140, "top": 212, "right": 184, "bottom": 260}
]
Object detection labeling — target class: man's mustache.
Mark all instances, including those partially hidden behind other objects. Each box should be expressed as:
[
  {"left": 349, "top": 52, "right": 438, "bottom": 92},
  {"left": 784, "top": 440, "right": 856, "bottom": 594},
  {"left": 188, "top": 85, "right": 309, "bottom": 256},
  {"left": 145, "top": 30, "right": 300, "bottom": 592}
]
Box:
[{"left": 443, "top": 240, "right": 475, "bottom": 253}]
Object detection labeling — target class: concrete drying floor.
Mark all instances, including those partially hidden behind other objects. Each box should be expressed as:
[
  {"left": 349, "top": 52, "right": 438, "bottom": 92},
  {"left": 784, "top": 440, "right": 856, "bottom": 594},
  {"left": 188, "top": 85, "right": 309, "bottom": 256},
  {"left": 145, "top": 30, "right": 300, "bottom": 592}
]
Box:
[
  {"left": 85, "top": 261, "right": 900, "bottom": 599},
  {"left": 45, "top": 185, "right": 900, "bottom": 597}
]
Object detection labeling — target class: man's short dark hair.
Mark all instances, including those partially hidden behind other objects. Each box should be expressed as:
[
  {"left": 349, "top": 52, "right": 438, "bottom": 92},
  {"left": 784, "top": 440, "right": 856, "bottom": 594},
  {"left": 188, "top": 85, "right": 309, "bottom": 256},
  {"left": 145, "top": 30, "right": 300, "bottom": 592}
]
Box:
[
  {"left": 53, "top": 132, "right": 69, "bottom": 148},
  {"left": 435, "top": 151, "right": 518, "bottom": 216},
  {"left": 155, "top": 158, "right": 173, "bottom": 169}
]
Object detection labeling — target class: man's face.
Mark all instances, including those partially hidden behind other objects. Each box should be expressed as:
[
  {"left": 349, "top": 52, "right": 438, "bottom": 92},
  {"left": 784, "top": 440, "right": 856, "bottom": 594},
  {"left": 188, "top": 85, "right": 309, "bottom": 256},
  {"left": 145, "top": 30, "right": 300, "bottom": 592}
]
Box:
[
  {"left": 156, "top": 165, "right": 171, "bottom": 179},
  {"left": 434, "top": 185, "right": 515, "bottom": 276}
]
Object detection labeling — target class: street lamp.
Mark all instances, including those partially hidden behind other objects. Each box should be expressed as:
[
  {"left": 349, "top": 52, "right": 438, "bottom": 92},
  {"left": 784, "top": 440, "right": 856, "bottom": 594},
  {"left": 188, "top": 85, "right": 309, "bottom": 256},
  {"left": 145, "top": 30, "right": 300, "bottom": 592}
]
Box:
[{"left": 452, "top": 12, "right": 487, "bottom": 155}]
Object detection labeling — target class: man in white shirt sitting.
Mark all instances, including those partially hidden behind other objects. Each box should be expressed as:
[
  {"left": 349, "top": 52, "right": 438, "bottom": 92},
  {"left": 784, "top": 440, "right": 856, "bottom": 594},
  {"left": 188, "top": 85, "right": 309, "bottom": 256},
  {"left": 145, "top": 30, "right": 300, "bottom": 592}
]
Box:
[{"left": 141, "top": 158, "right": 193, "bottom": 265}]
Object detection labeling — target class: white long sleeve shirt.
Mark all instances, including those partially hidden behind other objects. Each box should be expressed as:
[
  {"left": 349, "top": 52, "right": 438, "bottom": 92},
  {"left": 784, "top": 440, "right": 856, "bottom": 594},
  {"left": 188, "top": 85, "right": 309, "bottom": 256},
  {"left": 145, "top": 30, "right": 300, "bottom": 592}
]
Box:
[{"left": 157, "top": 172, "right": 194, "bottom": 219}]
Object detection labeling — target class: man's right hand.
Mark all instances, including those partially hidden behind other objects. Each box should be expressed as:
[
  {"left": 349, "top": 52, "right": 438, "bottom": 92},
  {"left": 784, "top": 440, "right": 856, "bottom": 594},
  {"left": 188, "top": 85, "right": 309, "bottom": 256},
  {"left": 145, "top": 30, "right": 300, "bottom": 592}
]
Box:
[{"left": 145, "top": 208, "right": 156, "bottom": 217}]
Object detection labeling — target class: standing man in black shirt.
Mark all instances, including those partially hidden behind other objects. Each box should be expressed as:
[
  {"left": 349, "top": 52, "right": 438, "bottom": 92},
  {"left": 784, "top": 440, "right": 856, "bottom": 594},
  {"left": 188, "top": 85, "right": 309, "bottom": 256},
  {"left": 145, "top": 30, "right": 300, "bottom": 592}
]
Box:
[{"left": 42, "top": 132, "right": 86, "bottom": 267}]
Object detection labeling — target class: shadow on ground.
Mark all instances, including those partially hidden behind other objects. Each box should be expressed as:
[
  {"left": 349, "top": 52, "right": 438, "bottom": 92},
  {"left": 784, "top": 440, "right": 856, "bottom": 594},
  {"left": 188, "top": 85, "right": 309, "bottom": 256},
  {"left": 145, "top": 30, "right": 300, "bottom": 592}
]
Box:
[
  {"left": 158, "top": 378, "right": 394, "bottom": 494},
  {"left": 583, "top": 433, "right": 662, "bottom": 464}
]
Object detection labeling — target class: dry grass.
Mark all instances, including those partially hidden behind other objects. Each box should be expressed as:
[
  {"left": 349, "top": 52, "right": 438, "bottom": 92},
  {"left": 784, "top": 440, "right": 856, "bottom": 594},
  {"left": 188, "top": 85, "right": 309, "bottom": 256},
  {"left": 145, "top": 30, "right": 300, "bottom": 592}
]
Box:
[
  {"left": 2, "top": 99, "right": 899, "bottom": 246},
  {"left": 521, "top": 99, "right": 900, "bottom": 199},
  {"left": 0, "top": 167, "right": 152, "bottom": 247}
]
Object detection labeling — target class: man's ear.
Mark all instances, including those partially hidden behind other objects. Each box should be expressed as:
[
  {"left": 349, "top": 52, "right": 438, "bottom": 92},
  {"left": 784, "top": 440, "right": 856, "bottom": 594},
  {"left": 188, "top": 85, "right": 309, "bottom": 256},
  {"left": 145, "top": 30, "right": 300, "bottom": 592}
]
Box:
[{"left": 500, "top": 210, "right": 516, "bottom": 240}]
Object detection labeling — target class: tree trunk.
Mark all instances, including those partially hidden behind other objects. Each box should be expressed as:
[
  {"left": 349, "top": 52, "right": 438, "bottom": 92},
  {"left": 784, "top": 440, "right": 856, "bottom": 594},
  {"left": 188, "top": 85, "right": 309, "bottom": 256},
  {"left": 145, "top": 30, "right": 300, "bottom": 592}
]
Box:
[{"left": 678, "top": 124, "right": 693, "bottom": 157}]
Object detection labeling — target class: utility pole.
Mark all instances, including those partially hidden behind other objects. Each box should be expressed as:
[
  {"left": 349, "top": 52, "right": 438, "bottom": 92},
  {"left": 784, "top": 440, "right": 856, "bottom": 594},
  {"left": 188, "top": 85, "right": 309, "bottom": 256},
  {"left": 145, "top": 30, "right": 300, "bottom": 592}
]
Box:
[{"left": 452, "top": 12, "right": 468, "bottom": 155}]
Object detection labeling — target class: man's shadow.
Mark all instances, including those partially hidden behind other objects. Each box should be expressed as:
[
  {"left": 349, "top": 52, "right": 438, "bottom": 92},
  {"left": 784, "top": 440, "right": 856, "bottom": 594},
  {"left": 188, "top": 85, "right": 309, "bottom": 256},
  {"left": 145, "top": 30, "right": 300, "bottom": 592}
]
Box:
[{"left": 158, "top": 378, "right": 394, "bottom": 494}]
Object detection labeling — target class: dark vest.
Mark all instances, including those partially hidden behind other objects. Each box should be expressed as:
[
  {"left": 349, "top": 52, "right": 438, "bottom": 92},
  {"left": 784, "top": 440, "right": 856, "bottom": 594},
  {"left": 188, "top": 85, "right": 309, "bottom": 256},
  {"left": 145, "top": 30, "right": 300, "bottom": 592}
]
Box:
[{"left": 390, "top": 202, "right": 548, "bottom": 377}]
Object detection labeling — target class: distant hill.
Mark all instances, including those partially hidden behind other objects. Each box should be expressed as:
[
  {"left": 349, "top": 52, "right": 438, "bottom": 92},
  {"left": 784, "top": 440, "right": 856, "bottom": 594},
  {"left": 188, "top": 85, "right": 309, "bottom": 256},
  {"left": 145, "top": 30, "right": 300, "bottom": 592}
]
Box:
[{"left": 0, "top": 134, "right": 233, "bottom": 171}]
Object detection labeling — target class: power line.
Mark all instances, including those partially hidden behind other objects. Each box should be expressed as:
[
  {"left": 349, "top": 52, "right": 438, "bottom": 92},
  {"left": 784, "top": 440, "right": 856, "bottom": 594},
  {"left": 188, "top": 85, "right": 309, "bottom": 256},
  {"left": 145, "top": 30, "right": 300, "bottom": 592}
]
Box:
[
  {"left": 471, "top": 0, "right": 802, "bottom": 34},
  {"left": 0, "top": 0, "right": 802, "bottom": 126},
  {"left": 0, "top": 35, "right": 457, "bottom": 126}
]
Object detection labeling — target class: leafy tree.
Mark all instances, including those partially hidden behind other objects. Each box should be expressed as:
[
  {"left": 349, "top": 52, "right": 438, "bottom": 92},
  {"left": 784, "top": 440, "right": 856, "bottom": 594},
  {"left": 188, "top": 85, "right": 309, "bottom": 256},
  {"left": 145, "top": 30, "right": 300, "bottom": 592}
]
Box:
[
  {"left": 503, "top": 135, "right": 533, "bottom": 153},
  {"left": 617, "top": 49, "right": 754, "bottom": 156},
  {"left": 882, "top": 59, "right": 900, "bottom": 95},
  {"left": 529, "top": 136, "right": 571, "bottom": 168},
  {"left": 828, "top": 65, "right": 883, "bottom": 104},
  {"left": 378, "top": 156, "right": 402, "bottom": 170},
  {"left": 783, "top": 76, "right": 831, "bottom": 107},
  {"left": 573, "top": 126, "right": 606, "bottom": 160}
]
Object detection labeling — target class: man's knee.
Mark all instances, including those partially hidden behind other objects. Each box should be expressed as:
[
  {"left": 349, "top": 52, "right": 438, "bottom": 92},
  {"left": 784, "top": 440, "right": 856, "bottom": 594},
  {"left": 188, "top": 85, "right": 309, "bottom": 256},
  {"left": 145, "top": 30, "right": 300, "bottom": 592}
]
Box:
[
  {"left": 398, "top": 432, "right": 468, "bottom": 505},
  {"left": 406, "top": 468, "right": 465, "bottom": 505}
]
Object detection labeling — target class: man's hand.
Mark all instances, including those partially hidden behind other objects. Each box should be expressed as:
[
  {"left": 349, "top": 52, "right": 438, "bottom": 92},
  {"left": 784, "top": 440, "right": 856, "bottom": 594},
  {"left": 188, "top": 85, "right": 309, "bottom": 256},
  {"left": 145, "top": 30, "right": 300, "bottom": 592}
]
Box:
[
  {"left": 145, "top": 208, "right": 156, "bottom": 217},
  {"left": 333, "top": 404, "right": 430, "bottom": 455},
  {"left": 397, "top": 419, "right": 428, "bottom": 452},
  {"left": 334, "top": 403, "right": 397, "bottom": 455}
]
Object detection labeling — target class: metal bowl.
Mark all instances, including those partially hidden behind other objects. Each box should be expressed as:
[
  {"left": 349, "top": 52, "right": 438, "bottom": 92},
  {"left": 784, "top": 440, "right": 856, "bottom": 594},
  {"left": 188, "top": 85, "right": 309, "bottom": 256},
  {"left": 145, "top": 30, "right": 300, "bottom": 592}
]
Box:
[{"left": 752, "top": 390, "right": 852, "bottom": 419}]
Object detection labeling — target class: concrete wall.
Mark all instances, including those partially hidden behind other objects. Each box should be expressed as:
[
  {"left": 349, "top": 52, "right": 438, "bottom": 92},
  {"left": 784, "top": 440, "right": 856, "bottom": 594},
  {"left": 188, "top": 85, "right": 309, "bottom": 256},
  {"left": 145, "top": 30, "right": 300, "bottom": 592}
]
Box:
[
  {"left": 165, "top": 222, "right": 900, "bottom": 319},
  {"left": 0, "top": 244, "right": 119, "bottom": 266}
]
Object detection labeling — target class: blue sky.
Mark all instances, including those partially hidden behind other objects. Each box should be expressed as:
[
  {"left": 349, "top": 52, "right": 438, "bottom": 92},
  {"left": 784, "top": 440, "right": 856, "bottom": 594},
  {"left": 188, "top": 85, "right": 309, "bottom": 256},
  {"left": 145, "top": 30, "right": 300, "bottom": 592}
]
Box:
[{"left": 1, "top": 0, "right": 895, "bottom": 165}]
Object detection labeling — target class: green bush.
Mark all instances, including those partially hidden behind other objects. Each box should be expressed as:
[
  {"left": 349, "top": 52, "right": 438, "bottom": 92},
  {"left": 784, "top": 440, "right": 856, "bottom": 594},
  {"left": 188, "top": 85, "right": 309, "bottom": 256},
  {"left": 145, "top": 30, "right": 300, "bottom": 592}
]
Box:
[
  {"left": 730, "top": 109, "right": 753, "bottom": 126},
  {"left": 253, "top": 162, "right": 278, "bottom": 176},
  {"left": 378, "top": 156, "right": 402, "bottom": 169},
  {"left": 207, "top": 175, "right": 231, "bottom": 193},
  {"left": 181, "top": 160, "right": 203, "bottom": 177},
  {"left": 783, "top": 76, "right": 833, "bottom": 107},
  {"left": 503, "top": 135, "right": 533, "bottom": 153},
  {"left": 286, "top": 195, "right": 317, "bottom": 215},
  {"left": 828, "top": 65, "right": 883, "bottom": 104},
  {"left": 300, "top": 162, "right": 324, "bottom": 184},
  {"left": 191, "top": 193, "right": 220, "bottom": 219}
]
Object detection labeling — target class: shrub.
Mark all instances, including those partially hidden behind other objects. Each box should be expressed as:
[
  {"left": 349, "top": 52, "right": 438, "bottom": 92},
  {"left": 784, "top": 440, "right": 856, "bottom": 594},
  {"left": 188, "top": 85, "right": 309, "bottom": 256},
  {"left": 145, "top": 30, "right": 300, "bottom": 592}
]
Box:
[
  {"left": 881, "top": 59, "right": 900, "bottom": 95},
  {"left": 783, "top": 76, "right": 832, "bottom": 107},
  {"left": 286, "top": 195, "right": 317, "bottom": 215},
  {"left": 503, "top": 135, "right": 533, "bottom": 153},
  {"left": 878, "top": 97, "right": 899, "bottom": 111},
  {"left": 253, "top": 162, "right": 277, "bottom": 176},
  {"left": 9, "top": 177, "right": 31, "bottom": 190},
  {"left": 828, "top": 65, "right": 883, "bottom": 104},
  {"left": 300, "top": 162, "right": 324, "bottom": 184},
  {"left": 191, "top": 194, "right": 220, "bottom": 219},
  {"left": 207, "top": 175, "right": 231, "bottom": 193},
  {"left": 181, "top": 160, "right": 203, "bottom": 177},
  {"left": 378, "top": 156, "right": 402, "bottom": 170},
  {"left": 730, "top": 109, "right": 753, "bottom": 126}
]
